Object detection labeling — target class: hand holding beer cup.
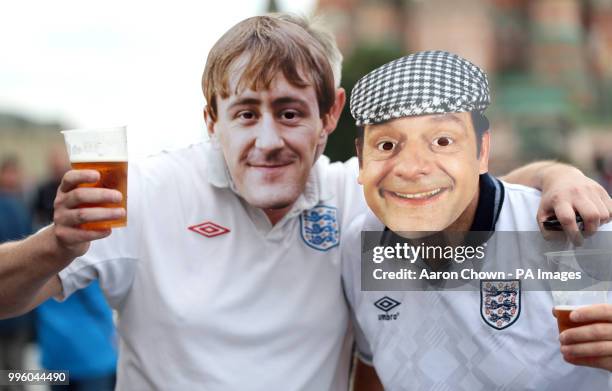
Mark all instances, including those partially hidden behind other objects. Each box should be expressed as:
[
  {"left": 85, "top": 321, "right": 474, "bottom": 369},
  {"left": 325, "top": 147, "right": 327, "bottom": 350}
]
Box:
[
  {"left": 51, "top": 127, "right": 128, "bottom": 258},
  {"left": 548, "top": 249, "right": 612, "bottom": 371},
  {"left": 556, "top": 303, "right": 612, "bottom": 371}
]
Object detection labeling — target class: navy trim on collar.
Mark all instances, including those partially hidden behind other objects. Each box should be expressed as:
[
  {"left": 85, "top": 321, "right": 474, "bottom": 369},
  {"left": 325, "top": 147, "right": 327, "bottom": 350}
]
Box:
[{"left": 469, "top": 173, "right": 505, "bottom": 232}]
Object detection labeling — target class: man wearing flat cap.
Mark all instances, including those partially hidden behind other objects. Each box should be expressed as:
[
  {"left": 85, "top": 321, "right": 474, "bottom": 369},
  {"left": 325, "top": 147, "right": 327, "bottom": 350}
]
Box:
[{"left": 342, "top": 51, "right": 612, "bottom": 390}]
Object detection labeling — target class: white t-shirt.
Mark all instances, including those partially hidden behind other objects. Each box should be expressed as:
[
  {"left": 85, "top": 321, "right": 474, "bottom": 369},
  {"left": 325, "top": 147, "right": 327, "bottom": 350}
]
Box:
[
  {"left": 342, "top": 179, "right": 612, "bottom": 390},
  {"left": 58, "top": 143, "right": 365, "bottom": 391}
]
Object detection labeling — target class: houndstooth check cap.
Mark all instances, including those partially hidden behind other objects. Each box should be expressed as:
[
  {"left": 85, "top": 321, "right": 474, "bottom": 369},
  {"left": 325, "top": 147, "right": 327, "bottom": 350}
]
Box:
[{"left": 350, "top": 50, "right": 490, "bottom": 126}]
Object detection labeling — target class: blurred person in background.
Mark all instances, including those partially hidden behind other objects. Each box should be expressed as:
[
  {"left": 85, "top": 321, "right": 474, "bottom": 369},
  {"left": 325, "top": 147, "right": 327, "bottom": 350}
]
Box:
[
  {"left": 31, "top": 147, "right": 118, "bottom": 391},
  {"left": 0, "top": 155, "right": 25, "bottom": 198},
  {"left": 36, "top": 283, "right": 117, "bottom": 391},
  {"left": 32, "top": 145, "right": 71, "bottom": 229},
  {"left": 0, "top": 155, "right": 33, "bottom": 387}
]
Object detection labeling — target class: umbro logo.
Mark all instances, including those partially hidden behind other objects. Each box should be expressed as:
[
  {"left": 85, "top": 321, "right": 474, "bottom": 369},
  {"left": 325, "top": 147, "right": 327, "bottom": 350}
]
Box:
[
  {"left": 374, "top": 296, "right": 401, "bottom": 321},
  {"left": 188, "top": 221, "right": 230, "bottom": 238}
]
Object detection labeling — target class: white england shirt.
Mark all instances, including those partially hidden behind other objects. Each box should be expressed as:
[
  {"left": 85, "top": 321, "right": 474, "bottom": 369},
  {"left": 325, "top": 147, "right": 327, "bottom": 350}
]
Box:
[
  {"left": 342, "top": 177, "right": 612, "bottom": 391},
  {"left": 58, "top": 142, "right": 365, "bottom": 391}
]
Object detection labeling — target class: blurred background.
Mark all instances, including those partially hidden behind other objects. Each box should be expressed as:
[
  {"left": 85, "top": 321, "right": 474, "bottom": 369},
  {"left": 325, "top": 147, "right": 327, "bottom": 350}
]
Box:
[
  {"left": 319, "top": 0, "right": 612, "bottom": 188},
  {"left": 0, "top": 0, "right": 611, "bottom": 388}
]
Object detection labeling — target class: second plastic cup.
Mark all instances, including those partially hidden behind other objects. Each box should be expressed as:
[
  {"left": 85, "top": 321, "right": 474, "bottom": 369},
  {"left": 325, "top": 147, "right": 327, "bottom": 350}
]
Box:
[{"left": 547, "top": 249, "right": 611, "bottom": 333}]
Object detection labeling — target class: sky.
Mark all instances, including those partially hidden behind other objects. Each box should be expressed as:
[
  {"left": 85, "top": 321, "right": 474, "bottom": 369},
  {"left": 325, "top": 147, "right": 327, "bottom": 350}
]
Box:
[{"left": 0, "top": 0, "right": 316, "bottom": 158}]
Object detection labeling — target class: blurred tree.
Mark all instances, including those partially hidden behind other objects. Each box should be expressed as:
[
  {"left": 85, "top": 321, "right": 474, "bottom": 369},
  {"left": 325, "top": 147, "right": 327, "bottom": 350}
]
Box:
[
  {"left": 266, "top": 0, "right": 280, "bottom": 13},
  {"left": 493, "top": 75, "right": 575, "bottom": 162},
  {"left": 326, "top": 43, "right": 404, "bottom": 162}
]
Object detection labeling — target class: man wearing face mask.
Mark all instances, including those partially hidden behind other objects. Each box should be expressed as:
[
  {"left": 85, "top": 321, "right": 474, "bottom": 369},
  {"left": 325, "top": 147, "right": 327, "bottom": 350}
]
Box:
[
  {"left": 0, "top": 15, "right": 610, "bottom": 391},
  {"left": 343, "top": 50, "right": 612, "bottom": 390}
]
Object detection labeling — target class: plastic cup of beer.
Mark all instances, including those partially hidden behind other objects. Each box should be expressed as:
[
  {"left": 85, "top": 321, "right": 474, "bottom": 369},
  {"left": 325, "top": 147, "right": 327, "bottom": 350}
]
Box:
[
  {"left": 547, "top": 249, "right": 611, "bottom": 333},
  {"left": 61, "top": 126, "right": 128, "bottom": 230}
]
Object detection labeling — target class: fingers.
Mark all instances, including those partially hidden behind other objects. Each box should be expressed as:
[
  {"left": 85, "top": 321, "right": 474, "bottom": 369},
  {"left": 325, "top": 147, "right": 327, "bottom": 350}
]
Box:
[
  {"left": 568, "top": 304, "right": 612, "bottom": 324},
  {"left": 573, "top": 197, "right": 601, "bottom": 235},
  {"left": 53, "top": 224, "right": 112, "bottom": 247},
  {"left": 50, "top": 169, "right": 125, "bottom": 259},
  {"left": 558, "top": 308, "right": 612, "bottom": 371},
  {"left": 538, "top": 174, "right": 612, "bottom": 244},
  {"left": 55, "top": 207, "right": 126, "bottom": 228},
  {"left": 593, "top": 189, "right": 612, "bottom": 225},
  {"left": 60, "top": 187, "right": 123, "bottom": 209},
  {"left": 56, "top": 170, "right": 123, "bottom": 215},
  {"left": 567, "top": 182, "right": 611, "bottom": 233},
  {"left": 562, "top": 354, "right": 612, "bottom": 371},
  {"left": 561, "top": 340, "right": 612, "bottom": 359},
  {"left": 551, "top": 201, "right": 583, "bottom": 246},
  {"left": 59, "top": 170, "right": 100, "bottom": 193},
  {"left": 554, "top": 201, "right": 579, "bottom": 232},
  {"left": 560, "top": 322, "right": 612, "bottom": 345}
]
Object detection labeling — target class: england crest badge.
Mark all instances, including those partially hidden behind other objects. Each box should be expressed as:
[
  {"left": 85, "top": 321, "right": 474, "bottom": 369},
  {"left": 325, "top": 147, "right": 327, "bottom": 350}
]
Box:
[
  {"left": 300, "top": 205, "right": 339, "bottom": 251},
  {"left": 480, "top": 280, "right": 521, "bottom": 330}
]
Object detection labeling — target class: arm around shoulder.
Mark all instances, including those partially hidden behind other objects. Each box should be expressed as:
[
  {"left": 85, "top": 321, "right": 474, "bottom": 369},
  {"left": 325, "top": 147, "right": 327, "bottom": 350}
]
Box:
[{"left": 501, "top": 160, "right": 611, "bottom": 235}]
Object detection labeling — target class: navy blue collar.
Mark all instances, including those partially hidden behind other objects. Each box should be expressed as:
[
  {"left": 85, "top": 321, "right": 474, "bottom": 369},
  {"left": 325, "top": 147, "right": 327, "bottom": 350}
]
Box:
[{"left": 469, "top": 173, "right": 505, "bottom": 232}]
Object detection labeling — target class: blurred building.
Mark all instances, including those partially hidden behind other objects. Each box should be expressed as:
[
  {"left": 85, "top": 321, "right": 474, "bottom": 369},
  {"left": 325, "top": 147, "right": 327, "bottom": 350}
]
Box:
[
  {"left": 315, "top": 0, "right": 612, "bottom": 175},
  {"left": 0, "top": 112, "right": 66, "bottom": 183},
  {"left": 316, "top": 0, "right": 612, "bottom": 103}
]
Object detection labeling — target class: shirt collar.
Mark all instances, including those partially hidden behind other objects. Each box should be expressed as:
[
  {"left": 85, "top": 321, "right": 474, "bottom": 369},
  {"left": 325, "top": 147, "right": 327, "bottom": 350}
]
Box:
[
  {"left": 205, "top": 140, "right": 239, "bottom": 193},
  {"left": 469, "top": 173, "right": 505, "bottom": 232}
]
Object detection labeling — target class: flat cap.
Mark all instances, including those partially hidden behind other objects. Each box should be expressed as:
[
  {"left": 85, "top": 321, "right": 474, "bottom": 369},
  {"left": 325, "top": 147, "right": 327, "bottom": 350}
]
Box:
[{"left": 350, "top": 50, "right": 490, "bottom": 126}]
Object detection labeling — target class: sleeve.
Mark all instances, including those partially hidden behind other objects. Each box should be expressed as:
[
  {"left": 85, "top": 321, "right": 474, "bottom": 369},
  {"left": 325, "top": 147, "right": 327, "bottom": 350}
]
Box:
[{"left": 57, "top": 162, "right": 144, "bottom": 310}]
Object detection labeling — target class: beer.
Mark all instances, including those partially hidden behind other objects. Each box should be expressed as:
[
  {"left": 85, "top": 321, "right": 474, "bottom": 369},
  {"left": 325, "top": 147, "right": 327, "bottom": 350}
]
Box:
[
  {"left": 62, "top": 126, "right": 128, "bottom": 230},
  {"left": 72, "top": 159, "right": 128, "bottom": 230},
  {"left": 553, "top": 305, "right": 596, "bottom": 333}
]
